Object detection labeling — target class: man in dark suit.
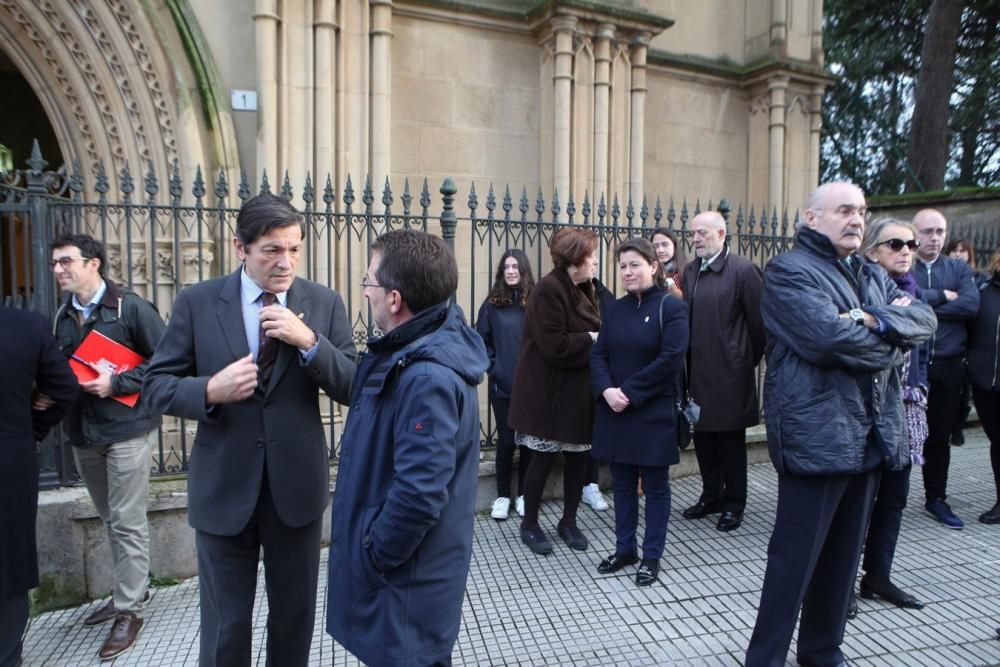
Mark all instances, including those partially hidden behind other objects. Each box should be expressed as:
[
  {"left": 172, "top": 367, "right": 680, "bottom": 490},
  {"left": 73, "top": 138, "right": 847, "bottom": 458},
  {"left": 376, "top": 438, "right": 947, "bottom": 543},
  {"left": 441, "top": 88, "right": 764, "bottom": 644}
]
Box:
[
  {"left": 1, "top": 307, "right": 77, "bottom": 667},
  {"left": 143, "top": 194, "right": 356, "bottom": 666}
]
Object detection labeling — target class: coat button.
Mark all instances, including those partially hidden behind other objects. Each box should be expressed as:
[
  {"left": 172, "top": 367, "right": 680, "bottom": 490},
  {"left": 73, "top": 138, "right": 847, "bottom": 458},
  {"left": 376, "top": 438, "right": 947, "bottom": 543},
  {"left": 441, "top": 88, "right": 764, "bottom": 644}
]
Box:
[{"left": 256, "top": 439, "right": 265, "bottom": 448}]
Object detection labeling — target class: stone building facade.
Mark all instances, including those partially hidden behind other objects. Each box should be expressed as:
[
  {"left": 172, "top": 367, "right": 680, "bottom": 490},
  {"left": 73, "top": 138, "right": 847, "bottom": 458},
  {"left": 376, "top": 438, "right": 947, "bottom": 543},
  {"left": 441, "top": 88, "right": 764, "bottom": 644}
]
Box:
[{"left": 1, "top": 0, "right": 830, "bottom": 214}]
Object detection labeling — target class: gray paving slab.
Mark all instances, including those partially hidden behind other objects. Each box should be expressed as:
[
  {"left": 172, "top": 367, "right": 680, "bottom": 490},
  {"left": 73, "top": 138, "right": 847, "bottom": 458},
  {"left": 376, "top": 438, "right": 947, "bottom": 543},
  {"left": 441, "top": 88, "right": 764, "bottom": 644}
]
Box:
[{"left": 21, "top": 427, "right": 1000, "bottom": 666}]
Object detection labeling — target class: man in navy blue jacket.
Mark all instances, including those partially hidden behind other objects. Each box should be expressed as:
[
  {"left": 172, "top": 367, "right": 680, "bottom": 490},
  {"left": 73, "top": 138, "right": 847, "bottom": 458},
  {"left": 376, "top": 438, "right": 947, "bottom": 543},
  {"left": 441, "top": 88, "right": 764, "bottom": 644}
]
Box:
[
  {"left": 327, "top": 230, "right": 488, "bottom": 667},
  {"left": 912, "top": 208, "right": 980, "bottom": 529}
]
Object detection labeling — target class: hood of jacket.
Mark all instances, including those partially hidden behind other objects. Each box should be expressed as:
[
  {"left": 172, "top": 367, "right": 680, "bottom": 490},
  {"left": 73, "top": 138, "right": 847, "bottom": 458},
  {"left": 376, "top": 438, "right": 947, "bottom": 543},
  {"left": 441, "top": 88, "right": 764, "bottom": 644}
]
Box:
[{"left": 368, "top": 301, "right": 488, "bottom": 388}]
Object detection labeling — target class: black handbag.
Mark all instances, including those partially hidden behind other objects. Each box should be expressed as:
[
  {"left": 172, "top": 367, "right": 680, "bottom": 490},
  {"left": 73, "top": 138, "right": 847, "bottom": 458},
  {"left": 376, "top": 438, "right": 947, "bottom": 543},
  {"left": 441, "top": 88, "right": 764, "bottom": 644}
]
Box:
[{"left": 658, "top": 296, "right": 699, "bottom": 450}]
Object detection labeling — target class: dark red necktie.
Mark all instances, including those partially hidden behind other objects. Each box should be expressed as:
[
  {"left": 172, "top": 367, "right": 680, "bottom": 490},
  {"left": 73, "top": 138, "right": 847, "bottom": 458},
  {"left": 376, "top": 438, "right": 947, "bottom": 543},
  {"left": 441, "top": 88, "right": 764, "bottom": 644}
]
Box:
[{"left": 257, "top": 292, "right": 278, "bottom": 388}]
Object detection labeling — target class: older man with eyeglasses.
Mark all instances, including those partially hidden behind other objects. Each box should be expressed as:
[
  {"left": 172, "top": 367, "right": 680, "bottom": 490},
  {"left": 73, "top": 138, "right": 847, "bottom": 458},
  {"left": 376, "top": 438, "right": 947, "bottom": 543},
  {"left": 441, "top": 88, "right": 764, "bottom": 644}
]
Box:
[{"left": 745, "top": 183, "right": 936, "bottom": 667}]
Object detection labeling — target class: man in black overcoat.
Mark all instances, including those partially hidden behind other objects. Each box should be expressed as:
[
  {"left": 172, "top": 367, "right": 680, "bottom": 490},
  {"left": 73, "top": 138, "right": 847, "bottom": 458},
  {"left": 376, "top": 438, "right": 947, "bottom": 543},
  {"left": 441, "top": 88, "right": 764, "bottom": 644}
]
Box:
[{"left": 1, "top": 306, "right": 77, "bottom": 667}]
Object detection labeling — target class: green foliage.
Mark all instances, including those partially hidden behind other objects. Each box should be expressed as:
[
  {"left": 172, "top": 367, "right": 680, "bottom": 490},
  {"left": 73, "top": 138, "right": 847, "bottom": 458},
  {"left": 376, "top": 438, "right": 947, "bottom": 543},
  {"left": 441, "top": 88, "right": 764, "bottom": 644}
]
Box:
[{"left": 821, "top": 0, "right": 1000, "bottom": 194}]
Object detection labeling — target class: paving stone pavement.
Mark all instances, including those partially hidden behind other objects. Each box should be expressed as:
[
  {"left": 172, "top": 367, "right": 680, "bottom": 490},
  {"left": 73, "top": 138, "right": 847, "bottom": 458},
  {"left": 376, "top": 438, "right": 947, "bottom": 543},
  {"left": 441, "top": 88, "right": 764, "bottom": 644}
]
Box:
[{"left": 23, "top": 427, "right": 1000, "bottom": 666}]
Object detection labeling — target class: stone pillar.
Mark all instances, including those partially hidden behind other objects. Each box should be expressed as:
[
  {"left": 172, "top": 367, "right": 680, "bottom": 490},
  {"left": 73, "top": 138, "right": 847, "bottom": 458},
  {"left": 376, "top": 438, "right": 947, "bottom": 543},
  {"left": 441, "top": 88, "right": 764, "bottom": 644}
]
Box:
[
  {"left": 286, "top": 1, "right": 314, "bottom": 193},
  {"left": 811, "top": 0, "right": 824, "bottom": 65},
  {"left": 809, "top": 85, "right": 823, "bottom": 191},
  {"left": 593, "top": 24, "right": 614, "bottom": 203},
  {"left": 254, "top": 0, "right": 280, "bottom": 182},
  {"left": 629, "top": 34, "right": 649, "bottom": 209},
  {"left": 768, "top": 76, "right": 789, "bottom": 208},
  {"left": 370, "top": 0, "right": 393, "bottom": 186},
  {"left": 771, "top": 0, "right": 787, "bottom": 54},
  {"left": 315, "top": 0, "right": 338, "bottom": 185},
  {"left": 552, "top": 14, "right": 577, "bottom": 212}
]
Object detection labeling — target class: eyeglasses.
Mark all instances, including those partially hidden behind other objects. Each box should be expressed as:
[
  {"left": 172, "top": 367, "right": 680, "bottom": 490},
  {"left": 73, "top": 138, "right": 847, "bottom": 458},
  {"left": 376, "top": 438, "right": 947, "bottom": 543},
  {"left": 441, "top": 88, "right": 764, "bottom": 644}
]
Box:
[
  {"left": 827, "top": 205, "right": 872, "bottom": 223},
  {"left": 877, "top": 238, "right": 919, "bottom": 252},
  {"left": 49, "top": 256, "right": 89, "bottom": 269},
  {"left": 360, "top": 279, "right": 384, "bottom": 290}
]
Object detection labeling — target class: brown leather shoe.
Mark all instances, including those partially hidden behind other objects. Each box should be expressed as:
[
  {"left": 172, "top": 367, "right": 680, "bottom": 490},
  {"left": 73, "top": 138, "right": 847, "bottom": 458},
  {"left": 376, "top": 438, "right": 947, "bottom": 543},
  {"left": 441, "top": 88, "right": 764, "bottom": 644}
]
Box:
[
  {"left": 98, "top": 612, "right": 143, "bottom": 661},
  {"left": 83, "top": 598, "right": 116, "bottom": 626},
  {"left": 84, "top": 590, "right": 151, "bottom": 627}
]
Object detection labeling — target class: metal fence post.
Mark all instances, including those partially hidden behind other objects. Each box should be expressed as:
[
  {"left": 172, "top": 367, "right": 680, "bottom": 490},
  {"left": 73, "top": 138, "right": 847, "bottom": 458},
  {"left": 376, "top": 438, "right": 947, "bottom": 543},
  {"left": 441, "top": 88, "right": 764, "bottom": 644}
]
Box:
[{"left": 26, "top": 141, "right": 55, "bottom": 316}]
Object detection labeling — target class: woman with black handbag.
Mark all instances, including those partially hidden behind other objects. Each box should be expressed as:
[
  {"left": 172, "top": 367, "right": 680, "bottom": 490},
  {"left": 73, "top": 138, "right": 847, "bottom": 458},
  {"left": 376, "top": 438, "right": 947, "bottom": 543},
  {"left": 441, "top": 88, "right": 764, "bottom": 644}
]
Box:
[{"left": 590, "top": 237, "right": 689, "bottom": 586}]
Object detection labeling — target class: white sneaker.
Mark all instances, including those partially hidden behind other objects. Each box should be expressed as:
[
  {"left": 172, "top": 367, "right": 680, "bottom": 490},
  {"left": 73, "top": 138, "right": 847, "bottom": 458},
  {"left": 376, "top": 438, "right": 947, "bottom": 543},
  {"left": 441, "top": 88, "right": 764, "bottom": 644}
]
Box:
[
  {"left": 515, "top": 495, "right": 525, "bottom": 516},
  {"left": 491, "top": 497, "right": 510, "bottom": 520},
  {"left": 582, "top": 483, "right": 609, "bottom": 511}
]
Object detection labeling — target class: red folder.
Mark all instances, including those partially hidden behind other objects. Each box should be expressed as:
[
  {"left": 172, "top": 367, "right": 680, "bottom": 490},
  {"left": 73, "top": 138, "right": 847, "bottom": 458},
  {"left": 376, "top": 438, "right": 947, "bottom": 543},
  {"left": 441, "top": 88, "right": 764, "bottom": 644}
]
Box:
[{"left": 69, "top": 330, "right": 146, "bottom": 408}]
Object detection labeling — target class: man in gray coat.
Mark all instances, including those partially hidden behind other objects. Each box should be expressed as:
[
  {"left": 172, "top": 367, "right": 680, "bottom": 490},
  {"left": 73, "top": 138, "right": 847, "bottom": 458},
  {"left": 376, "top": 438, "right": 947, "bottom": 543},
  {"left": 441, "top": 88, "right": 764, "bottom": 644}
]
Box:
[
  {"left": 745, "top": 182, "right": 936, "bottom": 666},
  {"left": 144, "top": 194, "right": 356, "bottom": 666},
  {"left": 681, "top": 211, "right": 764, "bottom": 532}
]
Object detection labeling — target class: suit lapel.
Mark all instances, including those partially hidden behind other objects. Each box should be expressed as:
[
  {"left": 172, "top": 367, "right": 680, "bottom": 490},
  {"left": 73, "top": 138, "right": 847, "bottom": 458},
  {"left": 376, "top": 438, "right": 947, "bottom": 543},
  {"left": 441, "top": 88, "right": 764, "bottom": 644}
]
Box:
[
  {"left": 217, "top": 270, "right": 251, "bottom": 360},
  {"left": 265, "top": 279, "right": 310, "bottom": 395}
]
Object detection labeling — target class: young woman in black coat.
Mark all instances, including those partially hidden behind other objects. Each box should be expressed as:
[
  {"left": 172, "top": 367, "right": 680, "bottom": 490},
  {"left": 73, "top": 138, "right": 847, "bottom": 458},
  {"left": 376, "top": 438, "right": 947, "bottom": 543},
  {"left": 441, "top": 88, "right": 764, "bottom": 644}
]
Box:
[
  {"left": 590, "top": 237, "right": 689, "bottom": 586},
  {"left": 476, "top": 250, "right": 535, "bottom": 521},
  {"left": 967, "top": 249, "right": 1000, "bottom": 525}
]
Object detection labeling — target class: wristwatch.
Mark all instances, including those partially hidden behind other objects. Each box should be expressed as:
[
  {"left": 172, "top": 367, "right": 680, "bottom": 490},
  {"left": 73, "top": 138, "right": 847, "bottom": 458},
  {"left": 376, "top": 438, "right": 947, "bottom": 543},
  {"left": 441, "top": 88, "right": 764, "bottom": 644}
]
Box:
[{"left": 849, "top": 308, "right": 865, "bottom": 325}]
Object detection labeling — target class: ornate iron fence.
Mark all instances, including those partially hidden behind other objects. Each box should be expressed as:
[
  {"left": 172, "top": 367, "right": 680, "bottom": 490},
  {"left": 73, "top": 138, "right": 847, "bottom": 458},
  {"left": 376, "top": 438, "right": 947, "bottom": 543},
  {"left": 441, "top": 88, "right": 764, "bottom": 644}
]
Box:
[{"left": 3, "top": 141, "right": 997, "bottom": 488}]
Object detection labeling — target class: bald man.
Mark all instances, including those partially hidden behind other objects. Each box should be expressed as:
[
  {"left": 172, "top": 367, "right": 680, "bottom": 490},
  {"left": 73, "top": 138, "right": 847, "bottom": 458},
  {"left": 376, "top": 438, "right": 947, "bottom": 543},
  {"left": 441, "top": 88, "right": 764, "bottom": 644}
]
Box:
[
  {"left": 680, "top": 211, "right": 764, "bottom": 532},
  {"left": 911, "top": 208, "right": 980, "bottom": 529},
  {"left": 746, "top": 182, "right": 936, "bottom": 666}
]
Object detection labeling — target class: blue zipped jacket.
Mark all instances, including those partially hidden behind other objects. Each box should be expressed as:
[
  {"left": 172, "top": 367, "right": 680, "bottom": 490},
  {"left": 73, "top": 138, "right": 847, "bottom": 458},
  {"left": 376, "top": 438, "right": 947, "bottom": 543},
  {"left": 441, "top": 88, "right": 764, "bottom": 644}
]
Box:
[
  {"left": 913, "top": 255, "right": 980, "bottom": 361},
  {"left": 327, "top": 301, "right": 487, "bottom": 667}
]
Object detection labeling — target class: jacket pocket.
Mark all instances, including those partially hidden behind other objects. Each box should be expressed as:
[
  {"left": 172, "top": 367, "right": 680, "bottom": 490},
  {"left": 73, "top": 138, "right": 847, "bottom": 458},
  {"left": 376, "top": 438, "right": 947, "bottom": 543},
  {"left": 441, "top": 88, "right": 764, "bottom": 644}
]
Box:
[
  {"left": 780, "top": 389, "right": 856, "bottom": 474},
  {"left": 358, "top": 506, "right": 390, "bottom": 589}
]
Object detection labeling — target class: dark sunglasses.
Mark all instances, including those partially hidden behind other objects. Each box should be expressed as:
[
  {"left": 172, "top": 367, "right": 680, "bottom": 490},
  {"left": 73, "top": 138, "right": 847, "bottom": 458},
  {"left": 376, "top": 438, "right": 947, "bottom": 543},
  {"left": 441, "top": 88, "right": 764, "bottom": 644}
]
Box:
[{"left": 877, "top": 238, "right": 919, "bottom": 252}]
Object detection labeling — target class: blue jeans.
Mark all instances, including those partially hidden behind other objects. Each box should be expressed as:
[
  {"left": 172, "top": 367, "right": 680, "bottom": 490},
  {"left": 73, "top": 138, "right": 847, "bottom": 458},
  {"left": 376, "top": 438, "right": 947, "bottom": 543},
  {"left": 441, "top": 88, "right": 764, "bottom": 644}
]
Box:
[{"left": 609, "top": 463, "right": 671, "bottom": 560}]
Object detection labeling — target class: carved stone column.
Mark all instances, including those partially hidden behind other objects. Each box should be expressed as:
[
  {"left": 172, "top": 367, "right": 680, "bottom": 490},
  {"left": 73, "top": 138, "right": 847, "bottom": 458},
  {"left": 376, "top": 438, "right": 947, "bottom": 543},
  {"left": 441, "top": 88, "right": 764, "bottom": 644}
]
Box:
[
  {"left": 254, "top": 0, "right": 280, "bottom": 182},
  {"left": 768, "top": 76, "right": 789, "bottom": 208},
  {"left": 809, "top": 84, "right": 823, "bottom": 191},
  {"left": 315, "top": 0, "right": 338, "bottom": 184},
  {"left": 629, "top": 33, "right": 649, "bottom": 208},
  {"left": 552, "top": 14, "right": 577, "bottom": 210},
  {"left": 370, "top": 0, "right": 393, "bottom": 186},
  {"left": 593, "top": 23, "right": 614, "bottom": 202}
]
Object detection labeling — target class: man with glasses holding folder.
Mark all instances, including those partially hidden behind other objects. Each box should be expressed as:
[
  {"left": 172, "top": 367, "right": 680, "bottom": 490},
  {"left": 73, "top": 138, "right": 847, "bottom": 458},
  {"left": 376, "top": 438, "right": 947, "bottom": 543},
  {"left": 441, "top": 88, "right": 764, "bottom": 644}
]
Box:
[{"left": 47, "top": 233, "right": 165, "bottom": 661}]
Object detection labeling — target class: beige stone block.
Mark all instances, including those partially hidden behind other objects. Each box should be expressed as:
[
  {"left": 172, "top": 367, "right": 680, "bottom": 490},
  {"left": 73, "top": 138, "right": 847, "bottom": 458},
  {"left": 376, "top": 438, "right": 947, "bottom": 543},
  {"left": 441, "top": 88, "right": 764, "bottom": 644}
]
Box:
[
  {"left": 392, "top": 122, "right": 421, "bottom": 174},
  {"left": 481, "top": 36, "right": 540, "bottom": 90},
  {"left": 393, "top": 76, "right": 454, "bottom": 125},
  {"left": 392, "top": 18, "right": 424, "bottom": 77},
  {"left": 420, "top": 24, "right": 488, "bottom": 82},
  {"left": 419, "top": 126, "right": 485, "bottom": 177},
  {"left": 453, "top": 84, "right": 538, "bottom": 134},
  {"left": 483, "top": 133, "right": 539, "bottom": 184}
]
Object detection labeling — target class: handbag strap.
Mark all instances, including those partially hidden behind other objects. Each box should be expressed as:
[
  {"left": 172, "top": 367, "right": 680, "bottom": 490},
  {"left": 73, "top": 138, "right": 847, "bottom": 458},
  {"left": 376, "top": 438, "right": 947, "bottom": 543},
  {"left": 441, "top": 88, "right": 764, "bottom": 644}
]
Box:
[{"left": 658, "top": 294, "right": 690, "bottom": 397}]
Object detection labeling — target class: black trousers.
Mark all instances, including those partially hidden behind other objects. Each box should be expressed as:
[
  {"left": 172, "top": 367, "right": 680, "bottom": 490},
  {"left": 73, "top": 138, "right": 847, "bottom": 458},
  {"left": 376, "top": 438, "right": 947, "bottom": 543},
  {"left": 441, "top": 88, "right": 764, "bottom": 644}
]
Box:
[
  {"left": 923, "top": 357, "right": 965, "bottom": 502},
  {"left": 491, "top": 398, "right": 530, "bottom": 499},
  {"left": 196, "top": 473, "right": 322, "bottom": 667},
  {"left": 0, "top": 591, "right": 27, "bottom": 667},
  {"left": 862, "top": 465, "right": 911, "bottom": 581},
  {"left": 693, "top": 429, "right": 748, "bottom": 513},
  {"left": 746, "top": 468, "right": 879, "bottom": 667},
  {"left": 972, "top": 386, "right": 1000, "bottom": 503}
]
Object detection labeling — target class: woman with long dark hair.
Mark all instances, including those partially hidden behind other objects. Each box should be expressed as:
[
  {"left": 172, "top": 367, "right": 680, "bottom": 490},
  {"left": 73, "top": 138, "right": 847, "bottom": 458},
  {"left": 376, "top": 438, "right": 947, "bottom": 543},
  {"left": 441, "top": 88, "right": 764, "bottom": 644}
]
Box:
[
  {"left": 649, "top": 228, "right": 687, "bottom": 298},
  {"left": 591, "top": 237, "right": 688, "bottom": 586},
  {"left": 510, "top": 227, "right": 602, "bottom": 555},
  {"left": 476, "top": 249, "right": 535, "bottom": 520}
]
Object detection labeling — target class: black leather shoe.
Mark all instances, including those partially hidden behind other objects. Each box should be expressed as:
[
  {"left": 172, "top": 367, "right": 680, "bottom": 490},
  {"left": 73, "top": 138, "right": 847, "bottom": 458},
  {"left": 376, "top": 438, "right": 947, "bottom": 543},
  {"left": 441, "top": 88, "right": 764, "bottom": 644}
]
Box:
[
  {"left": 636, "top": 559, "right": 659, "bottom": 586},
  {"left": 682, "top": 500, "right": 722, "bottom": 520},
  {"left": 846, "top": 591, "right": 858, "bottom": 620},
  {"left": 557, "top": 523, "right": 588, "bottom": 551},
  {"left": 859, "top": 577, "right": 924, "bottom": 610},
  {"left": 597, "top": 552, "right": 639, "bottom": 574},
  {"left": 980, "top": 502, "right": 1000, "bottom": 524},
  {"left": 716, "top": 510, "right": 743, "bottom": 532},
  {"left": 520, "top": 526, "right": 553, "bottom": 555}
]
